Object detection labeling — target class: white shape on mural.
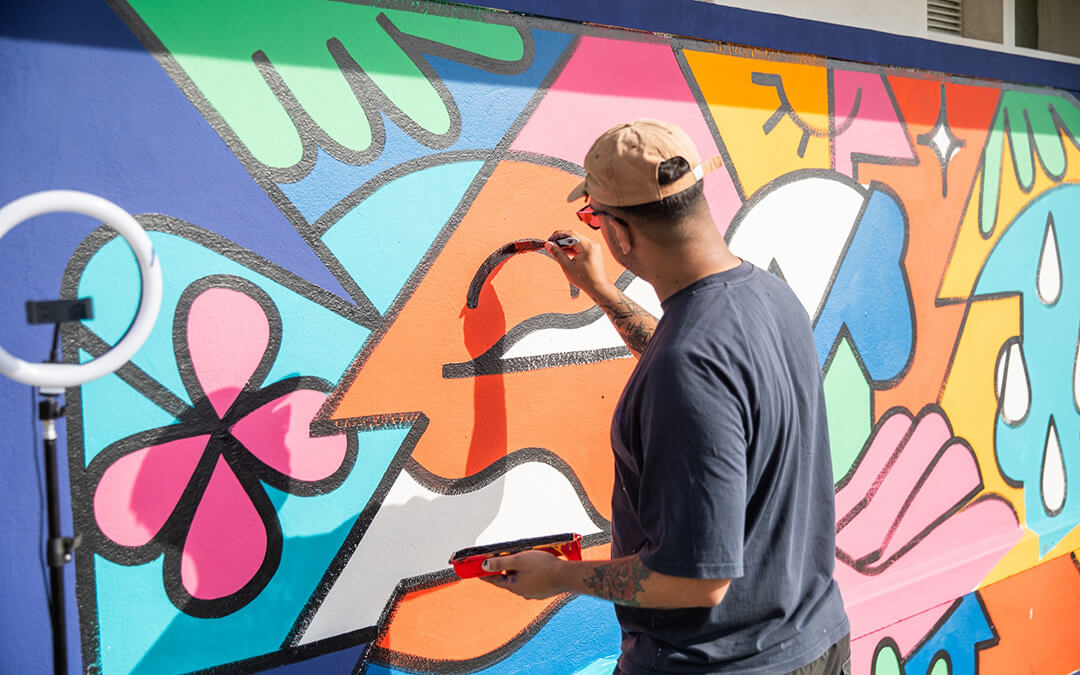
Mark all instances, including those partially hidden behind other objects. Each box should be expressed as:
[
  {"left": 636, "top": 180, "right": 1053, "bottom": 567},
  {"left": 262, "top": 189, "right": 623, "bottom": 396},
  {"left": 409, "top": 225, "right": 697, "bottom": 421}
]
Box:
[
  {"left": 727, "top": 176, "right": 863, "bottom": 321},
  {"left": 502, "top": 276, "right": 661, "bottom": 359},
  {"left": 297, "top": 461, "right": 603, "bottom": 644},
  {"left": 995, "top": 340, "right": 1030, "bottom": 425},
  {"left": 1036, "top": 214, "right": 1061, "bottom": 305},
  {"left": 1041, "top": 417, "right": 1066, "bottom": 516}
]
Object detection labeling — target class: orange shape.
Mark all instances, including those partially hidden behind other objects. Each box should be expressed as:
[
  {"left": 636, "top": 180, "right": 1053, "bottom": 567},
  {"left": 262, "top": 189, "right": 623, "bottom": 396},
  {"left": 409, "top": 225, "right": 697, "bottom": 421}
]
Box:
[
  {"left": 326, "top": 160, "right": 638, "bottom": 519},
  {"left": 979, "top": 553, "right": 1080, "bottom": 674}
]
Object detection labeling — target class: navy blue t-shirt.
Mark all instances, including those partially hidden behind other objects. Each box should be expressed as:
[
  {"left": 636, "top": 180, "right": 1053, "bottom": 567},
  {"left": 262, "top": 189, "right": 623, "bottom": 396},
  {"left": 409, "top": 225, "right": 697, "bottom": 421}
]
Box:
[{"left": 611, "top": 261, "right": 849, "bottom": 674}]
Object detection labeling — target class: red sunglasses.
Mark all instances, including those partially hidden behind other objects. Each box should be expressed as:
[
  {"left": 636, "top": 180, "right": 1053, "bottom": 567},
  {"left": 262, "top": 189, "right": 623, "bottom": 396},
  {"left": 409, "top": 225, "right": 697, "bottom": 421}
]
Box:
[{"left": 575, "top": 204, "right": 627, "bottom": 230}]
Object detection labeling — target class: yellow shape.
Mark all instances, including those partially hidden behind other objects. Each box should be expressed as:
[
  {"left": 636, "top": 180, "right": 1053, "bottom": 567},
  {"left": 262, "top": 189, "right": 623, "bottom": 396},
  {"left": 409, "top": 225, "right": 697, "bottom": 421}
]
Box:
[
  {"left": 939, "top": 120, "right": 1080, "bottom": 301},
  {"left": 941, "top": 296, "right": 1022, "bottom": 507},
  {"left": 683, "top": 47, "right": 829, "bottom": 198}
]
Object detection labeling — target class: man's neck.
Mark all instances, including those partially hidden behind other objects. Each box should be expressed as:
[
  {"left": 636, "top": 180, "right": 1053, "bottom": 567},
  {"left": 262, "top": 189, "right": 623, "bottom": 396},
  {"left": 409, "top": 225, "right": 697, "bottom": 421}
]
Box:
[{"left": 642, "top": 226, "right": 742, "bottom": 302}]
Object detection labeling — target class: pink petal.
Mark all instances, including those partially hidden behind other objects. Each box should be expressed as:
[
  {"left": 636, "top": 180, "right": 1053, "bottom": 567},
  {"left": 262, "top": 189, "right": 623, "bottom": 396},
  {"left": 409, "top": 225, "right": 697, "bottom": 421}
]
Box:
[
  {"left": 836, "top": 496, "right": 1021, "bottom": 642},
  {"left": 181, "top": 456, "right": 268, "bottom": 600},
  {"left": 231, "top": 389, "right": 347, "bottom": 482},
  {"left": 836, "top": 411, "right": 952, "bottom": 558},
  {"left": 187, "top": 287, "right": 271, "bottom": 418},
  {"left": 879, "top": 440, "right": 981, "bottom": 562},
  {"left": 94, "top": 435, "right": 209, "bottom": 547},
  {"left": 835, "top": 410, "right": 912, "bottom": 516}
]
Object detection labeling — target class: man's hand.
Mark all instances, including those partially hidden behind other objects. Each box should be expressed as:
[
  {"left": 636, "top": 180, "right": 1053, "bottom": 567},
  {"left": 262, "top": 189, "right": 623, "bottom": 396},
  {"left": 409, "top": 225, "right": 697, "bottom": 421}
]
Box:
[
  {"left": 545, "top": 229, "right": 657, "bottom": 357},
  {"left": 544, "top": 229, "right": 617, "bottom": 302},
  {"left": 480, "top": 550, "right": 567, "bottom": 600}
]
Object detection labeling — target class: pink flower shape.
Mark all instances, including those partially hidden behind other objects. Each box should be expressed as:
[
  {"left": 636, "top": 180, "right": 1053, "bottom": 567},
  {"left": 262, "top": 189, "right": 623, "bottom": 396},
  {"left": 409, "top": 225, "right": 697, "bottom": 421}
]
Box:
[
  {"left": 832, "top": 405, "right": 1022, "bottom": 663},
  {"left": 87, "top": 276, "right": 355, "bottom": 618}
]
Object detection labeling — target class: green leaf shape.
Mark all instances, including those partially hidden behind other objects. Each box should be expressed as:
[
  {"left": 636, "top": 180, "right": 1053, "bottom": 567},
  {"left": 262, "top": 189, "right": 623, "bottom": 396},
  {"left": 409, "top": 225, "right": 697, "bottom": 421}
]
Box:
[
  {"left": 929, "top": 654, "right": 951, "bottom": 675},
  {"left": 125, "top": 0, "right": 524, "bottom": 169},
  {"left": 873, "top": 642, "right": 904, "bottom": 675},
  {"left": 979, "top": 91, "right": 1080, "bottom": 235},
  {"left": 823, "top": 335, "right": 873, "bottom": 485}
]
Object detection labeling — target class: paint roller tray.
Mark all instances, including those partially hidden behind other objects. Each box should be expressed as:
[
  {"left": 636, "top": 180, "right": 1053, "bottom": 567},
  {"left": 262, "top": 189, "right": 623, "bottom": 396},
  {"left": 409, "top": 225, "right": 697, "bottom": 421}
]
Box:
[{"left": 450, "top": 532, "right": 583, "bottom": 578}]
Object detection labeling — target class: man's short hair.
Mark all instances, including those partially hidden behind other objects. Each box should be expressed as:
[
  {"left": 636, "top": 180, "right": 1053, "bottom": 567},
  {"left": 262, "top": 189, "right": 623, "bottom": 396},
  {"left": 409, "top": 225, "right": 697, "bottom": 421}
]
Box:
[{"left": 614, "top": 156, "right": 705, "bottom": 226}]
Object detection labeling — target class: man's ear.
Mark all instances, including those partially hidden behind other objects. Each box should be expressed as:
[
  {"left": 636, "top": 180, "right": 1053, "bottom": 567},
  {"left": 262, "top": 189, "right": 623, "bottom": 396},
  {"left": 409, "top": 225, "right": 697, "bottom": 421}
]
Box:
[{"left": 611, "top": 217, "right": 633, "bottom": 256}]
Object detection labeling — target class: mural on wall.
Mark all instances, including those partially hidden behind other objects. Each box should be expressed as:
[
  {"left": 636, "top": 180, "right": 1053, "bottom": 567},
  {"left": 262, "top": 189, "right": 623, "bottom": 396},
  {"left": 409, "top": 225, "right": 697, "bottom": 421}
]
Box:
[{"left": 17, "top": 0, "right": 1076, "bottom": 672}]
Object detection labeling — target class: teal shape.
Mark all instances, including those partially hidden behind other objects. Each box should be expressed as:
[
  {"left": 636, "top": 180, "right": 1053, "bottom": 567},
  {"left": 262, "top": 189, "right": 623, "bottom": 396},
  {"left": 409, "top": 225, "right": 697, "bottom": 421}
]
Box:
[
  {"left": 321, "top": 160, "right": 484, "bottom": 313},
  {"left": 95, "top": 427, "right": 410, "bottom": 674},
  {"left": 76, "top": 228, "right": 370, "bottom": 412},
  {"left": 975, "top": 184, "right": 1080, "bottom": 555},
  {"left": 77, "top": 350, "right": 179, "bottom": 464}
]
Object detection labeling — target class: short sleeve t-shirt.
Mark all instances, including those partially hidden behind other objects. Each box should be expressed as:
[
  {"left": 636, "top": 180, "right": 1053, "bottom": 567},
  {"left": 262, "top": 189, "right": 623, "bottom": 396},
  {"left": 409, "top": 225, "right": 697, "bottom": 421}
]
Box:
[{"left": 611, "top": 261, "right": 849, "bottom": 674}]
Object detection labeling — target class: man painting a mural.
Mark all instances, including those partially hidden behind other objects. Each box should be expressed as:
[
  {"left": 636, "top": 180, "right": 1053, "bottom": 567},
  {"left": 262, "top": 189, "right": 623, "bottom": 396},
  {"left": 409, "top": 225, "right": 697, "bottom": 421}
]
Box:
[{"left": 479, "top": 120, "right": 851, "bottom": 674}]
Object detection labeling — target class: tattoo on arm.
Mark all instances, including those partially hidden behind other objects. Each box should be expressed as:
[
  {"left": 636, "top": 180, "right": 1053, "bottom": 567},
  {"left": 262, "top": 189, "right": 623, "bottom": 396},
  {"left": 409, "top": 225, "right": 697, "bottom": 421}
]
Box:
[
  {"left": 598, "top": 292, "right": 657, "bottom": 356},
  {"left": 581, "top": 557, "right": 653, "bottom": 607}
]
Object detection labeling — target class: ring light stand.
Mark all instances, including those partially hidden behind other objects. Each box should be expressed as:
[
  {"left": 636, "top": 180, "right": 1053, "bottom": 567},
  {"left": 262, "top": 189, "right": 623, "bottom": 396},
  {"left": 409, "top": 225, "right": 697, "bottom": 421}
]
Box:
[{"left": 0, "top": 191, "right": 162, "bottom": 675}]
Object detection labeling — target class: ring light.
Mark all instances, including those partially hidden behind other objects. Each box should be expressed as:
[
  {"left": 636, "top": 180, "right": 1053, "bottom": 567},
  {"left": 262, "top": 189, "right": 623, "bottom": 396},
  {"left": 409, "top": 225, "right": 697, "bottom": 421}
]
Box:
[{"left": 0, "top": 190, "right": 162, "bottom": 388}]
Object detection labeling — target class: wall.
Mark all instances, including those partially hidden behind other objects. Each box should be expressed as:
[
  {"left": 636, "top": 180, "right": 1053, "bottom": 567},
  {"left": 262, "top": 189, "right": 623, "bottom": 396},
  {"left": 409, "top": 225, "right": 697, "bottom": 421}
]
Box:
[{"left": 2, "top": 0, "right": 1080, "bottom": 673}]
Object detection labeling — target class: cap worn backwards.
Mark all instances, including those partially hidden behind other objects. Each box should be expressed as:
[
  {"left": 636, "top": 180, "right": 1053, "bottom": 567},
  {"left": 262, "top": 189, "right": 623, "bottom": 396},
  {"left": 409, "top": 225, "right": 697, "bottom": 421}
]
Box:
[{"left": 567, "top": 119, "right": 723, "bottom": 207}]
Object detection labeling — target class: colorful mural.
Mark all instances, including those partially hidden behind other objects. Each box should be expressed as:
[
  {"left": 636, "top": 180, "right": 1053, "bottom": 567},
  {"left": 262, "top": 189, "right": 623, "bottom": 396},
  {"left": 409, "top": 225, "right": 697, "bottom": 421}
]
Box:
[{"left": 3, "top": 0, "right": 1080, "bottom": 672}]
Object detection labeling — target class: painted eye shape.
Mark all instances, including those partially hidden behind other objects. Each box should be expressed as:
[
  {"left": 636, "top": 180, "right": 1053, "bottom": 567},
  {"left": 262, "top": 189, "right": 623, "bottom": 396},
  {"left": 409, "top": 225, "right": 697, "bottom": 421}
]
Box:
[
  {"left": 751, "top": 71, "right": 859, "bottom": 158},
  {"left": 995, "top": 338, "right": 1030, "bottom": 426}
]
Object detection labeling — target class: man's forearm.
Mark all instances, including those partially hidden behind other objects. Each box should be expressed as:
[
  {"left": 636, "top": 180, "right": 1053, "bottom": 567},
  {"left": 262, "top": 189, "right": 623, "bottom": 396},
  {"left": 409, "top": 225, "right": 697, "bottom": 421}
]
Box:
[
  {"left": 591, "top": 284, "right": 657, "bottom": 358},
  {"left": 557, "top": 555, "right": 728, "bottom": 609}
]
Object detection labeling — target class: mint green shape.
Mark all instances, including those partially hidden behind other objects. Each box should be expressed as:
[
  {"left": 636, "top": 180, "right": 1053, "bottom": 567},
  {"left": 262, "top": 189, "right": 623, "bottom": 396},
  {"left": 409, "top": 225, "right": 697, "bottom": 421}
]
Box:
[
  {"left": 823, "top": 336, "right": 872, "bottom": 484},
  {"left": 124, "top": 0, "right": 524, "bottom": 169},
  {"left": 872, "top": 641, "right": 903, "bottom": 675},
  {"left": 979, "top": 91, "right": 1080, "bottom": 235},
  {"left": 928, "top": 655, "right": 949, "bottom": 675}
]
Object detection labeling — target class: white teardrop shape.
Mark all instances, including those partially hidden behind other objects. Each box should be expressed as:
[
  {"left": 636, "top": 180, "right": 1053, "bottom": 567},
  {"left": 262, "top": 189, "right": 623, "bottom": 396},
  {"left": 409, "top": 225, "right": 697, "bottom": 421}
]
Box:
[
  {"left": 1041, "top": 417, "right": 1066, "bottom": 516},
  {"left": 995, "top": 343, "right": 1007, "bottom": 401},
  {"left": 1036, "top": 214, "right": 1061, "bottom": 305},
  {"left": 999, "top": 341, "right": 1030, "bottom": 425}
]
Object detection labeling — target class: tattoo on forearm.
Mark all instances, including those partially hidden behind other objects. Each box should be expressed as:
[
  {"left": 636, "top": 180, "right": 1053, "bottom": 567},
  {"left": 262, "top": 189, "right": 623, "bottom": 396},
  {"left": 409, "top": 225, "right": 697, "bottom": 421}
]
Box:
[
  {"left": 599, "top": 293, "right": 657, "bottom": 355},
  {"left": 582, "top": 557, "right": 653, "bottom": 607}
]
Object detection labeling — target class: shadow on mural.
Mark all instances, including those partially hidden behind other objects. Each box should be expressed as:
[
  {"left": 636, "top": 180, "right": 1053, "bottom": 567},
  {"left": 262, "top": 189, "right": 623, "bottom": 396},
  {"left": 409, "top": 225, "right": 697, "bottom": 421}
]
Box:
[{"left": 6, "top": 0, "right": 1080, "bottom": 672}]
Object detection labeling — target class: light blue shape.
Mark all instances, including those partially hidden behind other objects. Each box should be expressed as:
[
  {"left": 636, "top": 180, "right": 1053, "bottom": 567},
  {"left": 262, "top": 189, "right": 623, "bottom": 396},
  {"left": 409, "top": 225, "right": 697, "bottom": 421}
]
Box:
[
  {"left": 77, "top": 230, "right": 370, "bottom": 413},
  {"left": 904, "top": 593, "right": 994, "bottom": 675},
  {"left": 574, "top": 655, "right": 621, "bottom": 674},
  {"left": 366, "top": 595, "right": 620, "bottom": 674},
  {"left": 814, "top": 187, "right": 913, "bottom": 382},
  {"left": 78, "top": 349, "right": 179, "bottom": 464},
  {"left": 975, "top": 184, "right": 1080, "bottom": 556},
  {"left": 97, "top": 426, "right": 410, "bottom": 674},
  {"left": 278, "top": 27, "right": 574, "bottom": 223},
  {"left": 321, "top": 160, "right": 483, "bottom": 313}
]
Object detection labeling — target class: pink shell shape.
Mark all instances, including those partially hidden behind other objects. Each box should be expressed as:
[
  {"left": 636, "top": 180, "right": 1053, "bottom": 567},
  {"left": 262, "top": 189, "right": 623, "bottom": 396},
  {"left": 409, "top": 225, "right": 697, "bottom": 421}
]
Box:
[
  {"left": 94, "top": 435, "right": 209, "bottom": 547},
  {"left": 187, "top": 287, "right": 271, "bottom": 418},
  {"left": 231, "top": 389, "right": 347, "bottom": 482},
  {"left": 181, "top": 456, "right": 268, "bottom": 600}
]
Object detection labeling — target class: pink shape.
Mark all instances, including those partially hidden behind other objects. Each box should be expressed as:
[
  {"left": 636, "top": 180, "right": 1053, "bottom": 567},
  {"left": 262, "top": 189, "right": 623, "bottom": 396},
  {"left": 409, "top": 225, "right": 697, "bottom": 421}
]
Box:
[
  {"left": 836, "top": 496, "right": 1021, "bottom": 650},
  {"left": 181, "top": 456, "right": 267, "bottom": 600},
  {"left": 880, "top": 441, "right": 980, "bottom": 562},
  {"left": 835, "top": 410, "right": 913, "bottom": 517},
  {"left": 832, "top": 70, "right": 915, "bottom": 178},
  {"left": 94, "top": 435, "right": 209, "bottom": 547},
  {"left": 231, "top": 389, "right": 347, "bottom": 481},
  {"left": 511, "top": 36, "right": 742, "bottom": 231},
  {"left": 837, "top": 411, "right": 951, "bottom": 558},
  {"left": 187, "top": 287, "right": 271, "bottom": 418}
]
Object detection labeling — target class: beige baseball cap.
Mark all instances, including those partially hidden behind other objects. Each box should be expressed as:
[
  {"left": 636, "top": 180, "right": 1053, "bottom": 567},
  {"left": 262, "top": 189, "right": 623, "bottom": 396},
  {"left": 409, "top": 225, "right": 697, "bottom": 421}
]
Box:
[{"left": 567, "top": 119, "right": 723, "bottom": 206}]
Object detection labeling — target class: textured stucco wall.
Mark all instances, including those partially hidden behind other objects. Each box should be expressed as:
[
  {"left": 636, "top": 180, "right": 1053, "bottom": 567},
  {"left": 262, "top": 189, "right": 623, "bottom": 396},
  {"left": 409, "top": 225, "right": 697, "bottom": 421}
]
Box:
[{"left": 2, "top": 1, "right": 1079, "bottom": 673}]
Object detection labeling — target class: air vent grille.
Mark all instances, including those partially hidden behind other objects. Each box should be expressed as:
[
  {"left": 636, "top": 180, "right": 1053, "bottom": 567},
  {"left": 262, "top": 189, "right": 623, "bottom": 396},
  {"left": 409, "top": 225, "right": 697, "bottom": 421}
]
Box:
[{"left": 928, "top": 0, "right": 963, "bottom": 33}]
